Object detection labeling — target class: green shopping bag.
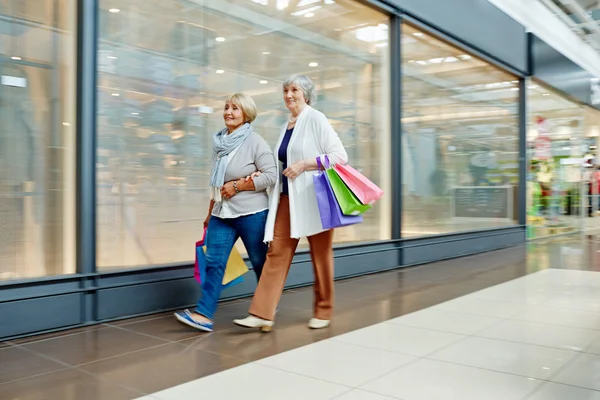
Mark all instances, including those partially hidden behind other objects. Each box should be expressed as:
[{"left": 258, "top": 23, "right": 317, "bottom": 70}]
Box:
[{"left": 325, "top": 168, "right": 372, "bottom": 216}]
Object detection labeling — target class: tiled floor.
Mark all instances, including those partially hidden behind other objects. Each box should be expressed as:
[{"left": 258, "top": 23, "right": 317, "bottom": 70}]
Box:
[{"left": 1, "top": 238, "right": 600, "bottom": 399}]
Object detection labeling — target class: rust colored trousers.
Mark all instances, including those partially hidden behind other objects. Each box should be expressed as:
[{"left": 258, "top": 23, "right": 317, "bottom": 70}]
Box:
[{"left": 249, "top": 195, "right": 334, "bottom": 321}]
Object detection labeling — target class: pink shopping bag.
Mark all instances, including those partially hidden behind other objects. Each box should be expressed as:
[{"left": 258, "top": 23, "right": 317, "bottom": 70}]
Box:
[{"left": 334, "top": 164, "right": 383, "bottom": 205}]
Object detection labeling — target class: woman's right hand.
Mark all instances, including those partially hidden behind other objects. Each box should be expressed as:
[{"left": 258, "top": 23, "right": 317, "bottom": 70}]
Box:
[
  {"left": 245, "top": 171, "right": 262, "bottom": 181},
  {"left": 203, "top": 215, "right": 210, "bottom": 228}
]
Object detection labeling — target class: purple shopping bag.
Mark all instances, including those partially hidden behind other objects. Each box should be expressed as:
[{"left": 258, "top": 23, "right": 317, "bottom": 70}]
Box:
[{"left": 313, "top": 157, "right": 363, "bottom": 230}]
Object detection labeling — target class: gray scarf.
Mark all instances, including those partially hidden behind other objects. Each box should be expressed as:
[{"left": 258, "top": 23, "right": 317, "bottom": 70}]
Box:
[{"left": 210, "top": 122, "right": 253, "bottom": 202}]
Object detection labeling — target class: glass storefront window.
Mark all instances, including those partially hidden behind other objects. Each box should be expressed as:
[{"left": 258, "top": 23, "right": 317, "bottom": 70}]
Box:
[
  {"left": 0, "top": 0, "right": 77, "bottom": 280},
  {"left": 526, "top": 82, "right": 585, "bottom": 238},
  {"left": 97, "top": 0, "right": 391, "bottom": 269},
  {"left": 401, "top": 24, "right": 520, "bottom": 238},
  {"left": 582, "top": 106, "right": 600, "bottom": 232}
]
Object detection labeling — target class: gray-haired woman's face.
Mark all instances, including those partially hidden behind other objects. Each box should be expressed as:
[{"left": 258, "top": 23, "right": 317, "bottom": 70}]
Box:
[{"left": 283, "top": 84, "right": 307, "bottom": 111}]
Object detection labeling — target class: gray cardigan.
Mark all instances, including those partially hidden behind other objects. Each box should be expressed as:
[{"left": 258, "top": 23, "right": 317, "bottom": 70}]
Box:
[{"left": 211, "top": 132, "right": 277, "bottom": 218}]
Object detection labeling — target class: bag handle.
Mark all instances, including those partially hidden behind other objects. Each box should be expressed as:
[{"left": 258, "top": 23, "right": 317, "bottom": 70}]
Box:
[
  {"left": 317, "top": 155, "right": 331, "bottom": 170},
  {"left": 200, "top": 226, "right": 208, "bottom": 245}
]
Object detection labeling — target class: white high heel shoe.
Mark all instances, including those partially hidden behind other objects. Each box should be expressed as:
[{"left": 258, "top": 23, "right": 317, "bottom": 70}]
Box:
[
  {"left": 308, "top": 318, "right": 330, "bottom": 329},
  {"left": 233, "top": 315, "right": 274, "bottom": 332}
]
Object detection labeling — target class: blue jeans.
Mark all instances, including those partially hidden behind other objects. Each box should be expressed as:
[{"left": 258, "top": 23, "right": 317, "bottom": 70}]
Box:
[{"left": 196, "top": 210, "right": 268, "bottom": 320}]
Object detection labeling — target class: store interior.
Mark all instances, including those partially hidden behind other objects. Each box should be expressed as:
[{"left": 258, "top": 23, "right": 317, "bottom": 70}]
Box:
[
  {"left": 527, "top": 81, "right": 600, "bottom": 238},
  {"left": 401, "top": 24, "right": 520, "bottom": 238}
]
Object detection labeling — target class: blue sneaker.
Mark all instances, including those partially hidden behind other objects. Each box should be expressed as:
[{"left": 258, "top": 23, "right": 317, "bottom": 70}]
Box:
[{"left": 174, "top": 309, "right": 214, "bottom": 332}]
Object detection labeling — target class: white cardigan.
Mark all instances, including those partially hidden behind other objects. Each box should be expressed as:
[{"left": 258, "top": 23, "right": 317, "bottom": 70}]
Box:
[{"left": 264, "top": 106, "right": 348, "bottom": 242}]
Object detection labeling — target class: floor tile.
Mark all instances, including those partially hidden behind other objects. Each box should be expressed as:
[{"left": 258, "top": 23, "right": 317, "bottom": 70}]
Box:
[
  {"left": 149, "top": 363, "right": 348, "bottom": 400},
  {"left": 79, "top": 343, "right": 245, "bottom": 394},
  {"left": 525, "top": 381, "right": 600, "bottom": 400},
  {"left": 586, "top": 335, "right": 600, "bottom": 355},
  {"left": 121, "top": 315, "right": 211, "bottom": 342},
  {"left": 0, "top": 368, "right": 141, "bottom": 400},
  {"left": 10, "top": 325, "right": 110, "bottom": 345},
  {"left": 360, "top": 359, "right": 540, "bottom": 400},
  {"left": 0, "top": 346, "right": 66, "bottom": 384},
  {"left": 178, "top": 329, "right": 320, "bottom": 362},
  {"left": 551, "top": 352, "right": 600, "bottom": 391},
  {"left": 333, "top": 323, "right": 465, "bottom": 357},
  {"left": 429, "top": 336, "right": 579, "bottom": 380},
  {"left": 334, "top": 389, "right": 397, "bottom": 400},
  {"left": 431, "top": 296, "right": 523, "bottom": 318},
  {"left": 476, "top": 319, "right": 600, "bottom": 351},
  {"left": 22, "top": 326, "right": 168, "bottom": 366},
  {"left": 388, "top": 308, "right": 502, "bottom": 335},
  {"left": 512, "top": 305, "right": 600, "bottom": 330},
  {"left": 257, "top": 340, "right": 415, "bottom": 387}
]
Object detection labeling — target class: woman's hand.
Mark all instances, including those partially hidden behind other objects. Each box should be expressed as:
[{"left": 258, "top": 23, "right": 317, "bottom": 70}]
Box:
[
  {"left": 244, "top": 171, "right": 262, "bottom": 181},
  {"left": 283, "top": 161, "right": 306, "bottom": 180},
  {"left": 220, "top": 181, "right": 237, "bottom": 200},
  {"left": 203, "top": 214, "right": 210, "bottom": 228}
]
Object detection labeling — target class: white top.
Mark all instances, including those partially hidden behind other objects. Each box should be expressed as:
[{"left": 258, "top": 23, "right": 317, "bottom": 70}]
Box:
[{"left": 264, "top": 105, "right": 348, "bottom": 242}]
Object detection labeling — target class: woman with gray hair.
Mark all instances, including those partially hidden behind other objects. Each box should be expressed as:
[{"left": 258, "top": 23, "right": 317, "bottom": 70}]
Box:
[
  {"left": 234, "top": 75, "right": 348, "bottom": 331},
  {"left": 175, "top": 93, "right": 277, "bottom": 332}
]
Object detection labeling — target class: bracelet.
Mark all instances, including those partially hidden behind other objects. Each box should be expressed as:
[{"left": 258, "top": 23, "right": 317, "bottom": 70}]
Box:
[{"left": 233, "top": 180, "right": 240, "bottom": 193}]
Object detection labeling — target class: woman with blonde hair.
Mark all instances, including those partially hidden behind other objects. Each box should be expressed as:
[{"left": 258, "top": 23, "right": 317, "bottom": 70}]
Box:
[
  {"left": 234, "top": 75, "right": 348, "bottom": 331},
  {"left": 175, "top": 93, "right": 277, "bottom": 332}
]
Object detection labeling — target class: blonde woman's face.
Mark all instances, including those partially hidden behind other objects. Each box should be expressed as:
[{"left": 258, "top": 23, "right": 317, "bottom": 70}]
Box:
[
  {"left": 223, "top": 101, "right": 246, "bottom": 132},
  {"left": 283, "top": 84, "right": 307, "bottom": 110}
]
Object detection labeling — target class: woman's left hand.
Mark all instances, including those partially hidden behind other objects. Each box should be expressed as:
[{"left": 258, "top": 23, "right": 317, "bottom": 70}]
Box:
[
  {"left": 283, "top": 161, "right": 305, "bottom": 180},
  {"left": 221, "top": 181, "right": 237, "bottom": 200}
]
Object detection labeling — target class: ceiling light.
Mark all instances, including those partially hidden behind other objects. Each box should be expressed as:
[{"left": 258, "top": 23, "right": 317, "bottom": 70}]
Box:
[
  {"left": 262, "top": 51, "right": 271, "bottom": 55},
  {"left": 334, "top": 28, "right": 342, "bottom": 31},
  {"left": 111, "top": 93, "right": 120, "bottom": 96},
  {"left": 459, "top": 54, "right": 472, "bottom": 60},
  {"left": 543, "top": 93, "right": 550, "bottom": 96},
  {"left": 511, "top": 80, "right": 519, "bottom": 83},
  {"left": 62, "top": 122, "right": 71, "bottom": 126},
  {"left": 109, "top": 8, "right": 120, "bottom": 13},
  {"left": 528, "top": 85, "right": 538, "bottom": 89},
  {"left": 259, "top": 80, "right": 268, "bottom": 84},
  {"left": 375, "top": 42, "right": 388, "bottom": 48},
  {"left": 408, "top": 60, "right": 415, "bottom": 63},
  {"left": 444, "top": 57, "right": 458, "bottom": 62},
  {"left": 305, "top": 12, "right": 315, "bottom": 17},
  {"left": 355, "top": 24, "right": 389, "bottom": 43},
  {"left": 216, "top": 37, "right": 226, "bottom": 42},
  {"left": 413, "top": 32, "right": 424, "bottom": 37},
  {"left": 429, "top": 58, "right": 445, "bottom": 64},
  {"left": 107, "top": 55, "right": 118, "bottom": 59},
  {"left": 11, "top": 56, "right": 21, "bottom": 60},
  {"left": 309, "top": 62, "right": 319, "bottom": 67},
  {"left": 216, "top": 69, "right": 225, "bottom": 74},
  {"left": 131, "top": 112, "right": 139, "bottom": 115},
  {"left": 510, "top": 87, "right": 519, "bottom": 91},
  {"left": 416, "top": 60, "right": 428, "bottom": 65}
]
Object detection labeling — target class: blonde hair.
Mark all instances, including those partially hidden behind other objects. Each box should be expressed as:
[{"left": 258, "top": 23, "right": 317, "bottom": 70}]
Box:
[{"left": 225, "top": 93, "right": 258, "bottom": 123}]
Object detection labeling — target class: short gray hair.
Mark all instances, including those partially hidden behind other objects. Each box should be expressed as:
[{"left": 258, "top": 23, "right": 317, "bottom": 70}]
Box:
[{"left": 283, "top": 75, "right": 316, "bottom": 105}]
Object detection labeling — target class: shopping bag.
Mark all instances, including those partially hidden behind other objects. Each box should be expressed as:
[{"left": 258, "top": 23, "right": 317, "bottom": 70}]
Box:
[
  {"left": 334, "top": 164, "right": 383, "bottom": 205},
  {"left": 222, "top": 246, "right": 249, "bottom": 285},
  {"left": 194, "top": 229, "right": 248, "bottom": 289},
  {"left": 194, "top": 228, "right": 208, "bottom": 284},
  {"left": 313, "top": 157, "right": 363, "bottom": 229},
  {"left": 325, "top": 168, "right": 371, "bottom": 216}
]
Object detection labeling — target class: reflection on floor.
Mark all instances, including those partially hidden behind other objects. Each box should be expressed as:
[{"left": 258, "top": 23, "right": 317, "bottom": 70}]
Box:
[{"left": 1, "top": 238, "right": 600, "bottom": 399}]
